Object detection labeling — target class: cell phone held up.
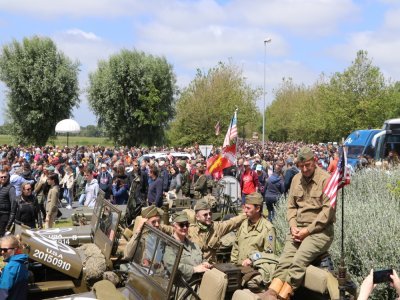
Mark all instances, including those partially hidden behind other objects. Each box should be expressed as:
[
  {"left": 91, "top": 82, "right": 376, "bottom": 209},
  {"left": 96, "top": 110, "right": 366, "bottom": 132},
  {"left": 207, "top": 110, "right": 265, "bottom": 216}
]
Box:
[{"left": 373, "top": 269, "right": 393, "bottom": 284}]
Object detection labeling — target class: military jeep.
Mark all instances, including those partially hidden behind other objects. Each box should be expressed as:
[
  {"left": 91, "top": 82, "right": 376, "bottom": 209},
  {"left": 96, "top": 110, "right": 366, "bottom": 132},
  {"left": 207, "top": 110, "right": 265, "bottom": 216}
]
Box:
[{"left": 15, "top": 194, "right": 123, "bottom": 298}]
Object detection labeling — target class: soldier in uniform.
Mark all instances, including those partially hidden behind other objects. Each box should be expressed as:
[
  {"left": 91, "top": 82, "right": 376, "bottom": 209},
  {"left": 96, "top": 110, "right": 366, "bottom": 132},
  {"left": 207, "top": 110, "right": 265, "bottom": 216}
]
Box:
[
  {"left": 189, "top": 199, "right": 246, "bottom": 263},
  {"left": 231, "top": 192, "right": 277, "bottom": 292},
  {"left": 164, "top": 211, "right": 212, "bottom": 282},
  {"left": 261, "top": 146, "right": 335, "bottom": 300},
  {"left": 192, "top": 165, "right": 208, "bottom": 199},
  {"left": 123, "top": 205, "right": 172, "bottom": 260},
  {"left": 176, "top": 161, "right": 190, "bottom": 197}
]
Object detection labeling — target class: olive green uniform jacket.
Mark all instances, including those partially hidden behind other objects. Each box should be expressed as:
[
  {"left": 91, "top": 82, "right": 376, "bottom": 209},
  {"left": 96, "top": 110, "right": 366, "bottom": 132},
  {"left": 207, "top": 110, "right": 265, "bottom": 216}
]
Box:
[
  {"left": 231, "top": 216, "right": 276, "bottom": 265},
  {"left": 46, "top": 185, "right": 59, "bottom": 217},
  {"left": 188, "top": 214, "right": 247, "bottom": 263},
  {"left": 273, "top": 166, "right": 335, "bottom": 290},
  {"left": 193, "top": 174, "right": 208, "bottom": 198},
  {"left": 165, "top": 237, "right": 204, "bottom": 282},
  {"left": 287, "top": 166, "right": 334, "bottom": 233}
]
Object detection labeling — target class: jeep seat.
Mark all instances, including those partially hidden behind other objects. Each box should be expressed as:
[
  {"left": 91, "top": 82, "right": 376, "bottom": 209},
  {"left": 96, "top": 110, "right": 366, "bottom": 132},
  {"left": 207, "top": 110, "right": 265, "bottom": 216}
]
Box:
[{"left": 198, "top": 268, "right": 228, "bottom": 300}]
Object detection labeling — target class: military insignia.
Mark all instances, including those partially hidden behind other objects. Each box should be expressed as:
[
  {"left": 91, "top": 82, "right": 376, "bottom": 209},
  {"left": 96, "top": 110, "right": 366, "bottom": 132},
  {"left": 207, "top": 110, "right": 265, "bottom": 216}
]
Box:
[{"left": 269, "top": 235, "right": 273, "bottom": 241}]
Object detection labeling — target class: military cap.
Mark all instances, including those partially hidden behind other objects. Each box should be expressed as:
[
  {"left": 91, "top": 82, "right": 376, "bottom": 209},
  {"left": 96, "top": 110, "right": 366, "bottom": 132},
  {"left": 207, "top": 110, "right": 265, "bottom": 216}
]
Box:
[
  {"left": 245, "top": 192, "right": 263, "bottom": 206},
  {"left": 297, "top": 146, "right": 314, "bottom": 162},
  {"left": 46, "top": 165, "right": 55, "bottom": 172},
  {"left": 179, "top": 160, "right": 187, "bottom": 168},
  {"left": 141, "top": 205, "right": 163, "bottom": 218},
  {"left": 194, "top": 199, "right": 211, "bottom": 211},
  {"left": 172, "top": 211, "right": 189, "bottom": 223}
]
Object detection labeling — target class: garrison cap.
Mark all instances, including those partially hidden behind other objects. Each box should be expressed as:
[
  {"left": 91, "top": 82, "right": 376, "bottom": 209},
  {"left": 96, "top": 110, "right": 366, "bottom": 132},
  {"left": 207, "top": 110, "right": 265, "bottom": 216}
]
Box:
[
  {"left": 297, "top": 146, "right": 314, "bottom": 162},
  {"left": 245, "top": 192, "right": 263, "bottom": 206},
  {"left": 173, "top": 211, "right": 189, "bottom": 223},
  {"left": 141, "top": 205, "right": 163, "bottom": 218},
  {"left": 194, "top": 199, "right": 211, "bottom": 211},
  {"left": 46, "top": 165, "right": 55, "bottom": 172}
]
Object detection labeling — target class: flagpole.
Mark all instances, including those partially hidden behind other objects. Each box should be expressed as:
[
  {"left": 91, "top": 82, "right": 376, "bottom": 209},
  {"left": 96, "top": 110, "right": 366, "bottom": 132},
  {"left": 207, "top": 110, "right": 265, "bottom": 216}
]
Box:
[
  {"left": 338, "top": 146, "right": 347, "bottom": 300},
  {"left": 235, "top": 107, "right": 238, "bottom": 167}
]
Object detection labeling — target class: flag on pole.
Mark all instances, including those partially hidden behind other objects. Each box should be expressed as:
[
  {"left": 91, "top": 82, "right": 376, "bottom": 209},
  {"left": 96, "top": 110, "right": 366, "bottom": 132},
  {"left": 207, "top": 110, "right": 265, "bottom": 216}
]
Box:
[
  {"left": 223, "top": 110, "right": 238, "bottom": 147},
  {"left": 215, "top": 121, "right": 221, "bottom": 136},
  {"left": 206, "top": 144, "right": 237, "bottom": 175},
  {"left": 323, "top": 146, "right": 351, "bottom": 207}
]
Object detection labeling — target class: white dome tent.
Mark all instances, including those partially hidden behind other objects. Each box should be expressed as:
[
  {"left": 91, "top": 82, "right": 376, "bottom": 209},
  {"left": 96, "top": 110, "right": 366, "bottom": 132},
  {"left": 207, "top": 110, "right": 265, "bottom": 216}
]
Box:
[{"left": 55, "top": 119, "right": 81, "bottom": 146}]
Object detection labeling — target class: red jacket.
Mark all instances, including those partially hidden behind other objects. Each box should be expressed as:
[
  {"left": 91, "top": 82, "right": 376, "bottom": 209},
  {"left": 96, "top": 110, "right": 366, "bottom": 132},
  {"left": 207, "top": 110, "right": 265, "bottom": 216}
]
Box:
[{"left": 240, "top": 169, "right": 259, "bottom": 194}]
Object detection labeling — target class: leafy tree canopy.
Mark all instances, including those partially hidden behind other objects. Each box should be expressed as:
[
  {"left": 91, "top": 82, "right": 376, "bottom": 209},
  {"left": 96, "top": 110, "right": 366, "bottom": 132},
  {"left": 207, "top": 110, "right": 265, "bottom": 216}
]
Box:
[
  {"left": 168, "top": 62, "right": 261, "bottom": 146},
  {"left": 0, "top": 36, "right": 80, "bottom": 145},
  {"left": 87, "top": 49, "right": 176, "bottom": 146},
  {"left": 266, "top": 50, "right": 400, "bottom": 143}
]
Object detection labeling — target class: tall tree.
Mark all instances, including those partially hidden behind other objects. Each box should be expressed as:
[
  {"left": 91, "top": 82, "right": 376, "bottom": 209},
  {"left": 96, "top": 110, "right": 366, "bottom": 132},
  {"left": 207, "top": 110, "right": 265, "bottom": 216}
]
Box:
[
  {"left": 266, "top": 51, "right": 400, "bottom": 143},
  {"left": 0, "top": 36, "right": 80, "bottom": 145},
  {"left": 319, "top": 50, "right": 400, "bottom": 141},
  {"left": 168, "top": 62, "right": 261, "bottom": 146},
  {"left": 87, "top": 50, "right": 176, "bottom": 146}
]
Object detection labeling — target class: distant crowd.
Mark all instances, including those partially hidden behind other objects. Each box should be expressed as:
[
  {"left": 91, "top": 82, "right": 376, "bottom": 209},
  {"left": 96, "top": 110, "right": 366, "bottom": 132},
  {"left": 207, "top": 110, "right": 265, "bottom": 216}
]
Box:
[{"left": 0, "top": 141, "right": 343, "bottom": 232}]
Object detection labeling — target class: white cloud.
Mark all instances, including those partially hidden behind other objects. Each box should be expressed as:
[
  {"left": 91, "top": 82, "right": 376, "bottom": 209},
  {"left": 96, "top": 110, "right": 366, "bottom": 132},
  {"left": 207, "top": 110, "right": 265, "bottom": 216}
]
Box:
[
  {"left": 228, "top": 0, "right": 359, "bottom": 36},
  {"left": 329, "top": 8, "right": 400, "bottom": 81},
  {"left": 0, "top": 0, "right": 140, "bottom": 18},
  {"left": 65, "top": 29, "right": 102, "bottom": 42},
  {"left": 53, "top": 29, "right": 118, "bottom": 75}
]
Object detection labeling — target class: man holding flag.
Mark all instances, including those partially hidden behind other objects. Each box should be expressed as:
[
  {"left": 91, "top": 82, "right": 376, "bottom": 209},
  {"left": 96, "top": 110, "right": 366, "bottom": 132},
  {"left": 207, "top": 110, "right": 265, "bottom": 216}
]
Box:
[{"left": 261, "top": 146, "right": 336, "bottom": 300}]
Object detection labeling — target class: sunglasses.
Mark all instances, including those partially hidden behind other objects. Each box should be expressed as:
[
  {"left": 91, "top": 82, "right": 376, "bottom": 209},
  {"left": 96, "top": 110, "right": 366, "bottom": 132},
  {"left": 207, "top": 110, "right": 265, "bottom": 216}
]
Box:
[
  {"left": 177, "top": 222, "right": 189, "bottom": 228},
  {"left": 0, "top": 247, "right": 16, "bottom": 252}
]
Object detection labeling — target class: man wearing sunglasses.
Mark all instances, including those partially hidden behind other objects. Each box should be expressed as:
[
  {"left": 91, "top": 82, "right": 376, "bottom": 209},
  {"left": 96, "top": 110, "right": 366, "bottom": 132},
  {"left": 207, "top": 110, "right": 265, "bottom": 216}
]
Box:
[
  {"left": 0, "top": 234, "right": 28, "bottom": 299},
  {"left": 0, "top": 170, "right": 17, "bottom": 237},
  {"left": 188, "top": 199, "right": 246, "bottom": 263}
]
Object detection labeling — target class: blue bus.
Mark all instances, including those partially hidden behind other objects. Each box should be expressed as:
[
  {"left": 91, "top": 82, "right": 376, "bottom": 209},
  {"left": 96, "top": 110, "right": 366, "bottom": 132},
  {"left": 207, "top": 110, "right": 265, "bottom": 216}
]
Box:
[
  {"left": 373, "top": 118, "right": 400, "bottom": 162},
  {"left": 344, "top": 129, "right": 382, "bottom": 167},
  {"left": 345, "top": 118, "right": 400, "bottom": 167}
]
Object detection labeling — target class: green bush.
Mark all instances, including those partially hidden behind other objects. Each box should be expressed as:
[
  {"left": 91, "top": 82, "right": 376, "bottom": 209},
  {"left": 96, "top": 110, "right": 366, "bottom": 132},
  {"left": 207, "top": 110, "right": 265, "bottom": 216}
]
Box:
[{"left": 274, "top": 169, "right": 400, "bottom": 299}]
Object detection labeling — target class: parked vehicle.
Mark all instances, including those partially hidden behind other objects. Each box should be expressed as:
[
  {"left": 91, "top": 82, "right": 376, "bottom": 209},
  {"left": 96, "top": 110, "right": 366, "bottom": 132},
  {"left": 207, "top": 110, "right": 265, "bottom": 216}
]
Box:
[
  {"left": 138, "top": 151, "right": 192, "bottom": 164},
  {"left": 344, "top": 129, "right": 382, "bottom": 167},
  {"left": 344, "top": 118, "right": 400, "bottom": 168}
]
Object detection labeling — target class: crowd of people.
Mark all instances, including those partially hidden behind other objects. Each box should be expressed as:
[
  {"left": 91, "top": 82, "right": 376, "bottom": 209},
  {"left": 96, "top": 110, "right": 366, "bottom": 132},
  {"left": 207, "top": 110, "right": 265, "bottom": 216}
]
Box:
[
  {"left": 0, "top": 141, "right": 340, "bottom": 231},
  {"left": 0, "top": 140, "right": 395, "bottom": 299}
]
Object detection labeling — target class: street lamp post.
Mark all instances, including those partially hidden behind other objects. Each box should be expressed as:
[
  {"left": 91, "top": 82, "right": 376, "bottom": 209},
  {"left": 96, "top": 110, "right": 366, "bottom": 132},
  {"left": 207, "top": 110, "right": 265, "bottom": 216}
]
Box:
[{"left": 263, "top": 38, "right": 272, "bottom": 148}]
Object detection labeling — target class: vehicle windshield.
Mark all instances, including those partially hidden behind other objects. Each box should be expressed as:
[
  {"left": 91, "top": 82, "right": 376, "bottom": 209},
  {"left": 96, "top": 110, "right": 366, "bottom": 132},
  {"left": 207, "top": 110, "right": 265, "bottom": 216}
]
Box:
[
  {"left": 128, "top": 224, "right": 182, "bottom": 298},
  {"left": 347, "top": 145, "right": 365, "bottom": 158}
]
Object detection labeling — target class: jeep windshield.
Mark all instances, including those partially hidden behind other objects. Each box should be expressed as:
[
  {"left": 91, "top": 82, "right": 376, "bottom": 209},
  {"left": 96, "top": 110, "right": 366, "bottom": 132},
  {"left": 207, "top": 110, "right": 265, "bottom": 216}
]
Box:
[{"left": 121, "top": 224, "right": 183, "bottom": 299}]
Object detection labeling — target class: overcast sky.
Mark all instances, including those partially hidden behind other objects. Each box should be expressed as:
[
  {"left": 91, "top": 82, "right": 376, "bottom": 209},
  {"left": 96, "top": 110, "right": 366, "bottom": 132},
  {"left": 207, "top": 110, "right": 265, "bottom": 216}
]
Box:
[{"left": 0, "top": 0, "right": 399, "bottom": 126}]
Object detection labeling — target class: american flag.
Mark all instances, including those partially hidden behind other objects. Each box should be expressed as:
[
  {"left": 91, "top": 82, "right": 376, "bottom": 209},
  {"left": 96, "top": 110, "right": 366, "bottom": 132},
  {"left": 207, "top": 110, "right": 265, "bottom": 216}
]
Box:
[
  {"left": 323, "top": 146, "right": 351, "bottom": 207},
  {"left": 223, "top": 110, "right": 238, "bottom": 147}
]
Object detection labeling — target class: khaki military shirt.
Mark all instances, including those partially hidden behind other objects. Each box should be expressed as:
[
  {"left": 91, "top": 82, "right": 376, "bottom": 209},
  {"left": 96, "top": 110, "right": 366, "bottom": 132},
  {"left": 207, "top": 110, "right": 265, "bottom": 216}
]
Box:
[
  {"left": 231, "top": 217, "right": 276, "bottom": 265},
  {"left": 164, "top": 237, "right": 204, "bottom": 282},
  {"left": 188, "top": 214, "right": 247, "bottom": 263},
  {"left": 287, "top": 167, "right": 335, "bottom": 234}
]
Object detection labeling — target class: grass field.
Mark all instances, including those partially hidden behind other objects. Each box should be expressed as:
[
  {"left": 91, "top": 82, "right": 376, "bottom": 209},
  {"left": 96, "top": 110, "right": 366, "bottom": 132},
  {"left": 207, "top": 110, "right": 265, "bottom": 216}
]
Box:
[{"left": 0, "top": 135, "right": 114, "bottom": 146}]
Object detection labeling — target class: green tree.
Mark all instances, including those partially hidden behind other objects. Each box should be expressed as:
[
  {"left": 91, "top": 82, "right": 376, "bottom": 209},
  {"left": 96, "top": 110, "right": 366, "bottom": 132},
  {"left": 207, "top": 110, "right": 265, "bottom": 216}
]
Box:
[
  {"left": 0, "top": 36, "right": 80, "bottom": 145},
  {"left": 319, "top": 50, "right": 400, "bottom": 141},
  {"left": 266, "top": 77, "right": 325, "bottom": 143},
  {"left": 87, "top": 50, "right": 176, "bottom": 146},
  {"left": 168, "top": 62, "right": 261, "bottom": 146},
  {"left": 266, "top": 51, "right": 400, "bottom": 143}
]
